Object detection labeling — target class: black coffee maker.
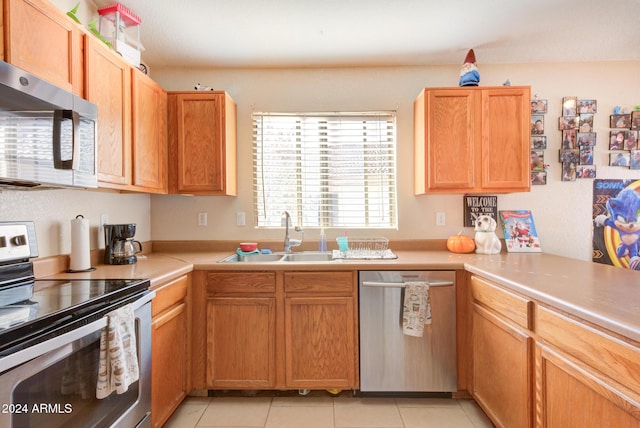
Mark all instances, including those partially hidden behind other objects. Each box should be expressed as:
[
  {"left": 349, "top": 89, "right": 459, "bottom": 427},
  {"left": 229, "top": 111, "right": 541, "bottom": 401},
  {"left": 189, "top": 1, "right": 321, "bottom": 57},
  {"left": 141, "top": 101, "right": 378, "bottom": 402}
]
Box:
[{"left": 104, "top": 224, "right": 143, "bottom": 265}]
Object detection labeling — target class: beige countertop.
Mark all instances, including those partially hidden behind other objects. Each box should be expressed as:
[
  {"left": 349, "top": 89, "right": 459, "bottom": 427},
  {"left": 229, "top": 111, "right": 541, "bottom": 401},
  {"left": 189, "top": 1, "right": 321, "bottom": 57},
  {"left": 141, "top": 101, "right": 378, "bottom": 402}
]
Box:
[{"left": 41, "top": 248, "right": 640, "bottom": 343}]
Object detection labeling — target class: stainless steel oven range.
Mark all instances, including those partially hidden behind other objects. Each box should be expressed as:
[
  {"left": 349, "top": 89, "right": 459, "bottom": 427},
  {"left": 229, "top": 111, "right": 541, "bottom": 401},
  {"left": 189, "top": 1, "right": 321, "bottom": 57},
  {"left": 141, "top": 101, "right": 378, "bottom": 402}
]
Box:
[{"left": 0, "top": 222, "right": 154, "bottom": 428}]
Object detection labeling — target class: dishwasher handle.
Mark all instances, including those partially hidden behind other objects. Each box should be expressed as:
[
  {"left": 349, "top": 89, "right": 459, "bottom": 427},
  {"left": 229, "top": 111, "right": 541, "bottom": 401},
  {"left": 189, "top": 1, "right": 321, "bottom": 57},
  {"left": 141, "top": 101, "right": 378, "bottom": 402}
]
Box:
[{"left": 361, "top": 280, "right": 453, "bottom": 288}]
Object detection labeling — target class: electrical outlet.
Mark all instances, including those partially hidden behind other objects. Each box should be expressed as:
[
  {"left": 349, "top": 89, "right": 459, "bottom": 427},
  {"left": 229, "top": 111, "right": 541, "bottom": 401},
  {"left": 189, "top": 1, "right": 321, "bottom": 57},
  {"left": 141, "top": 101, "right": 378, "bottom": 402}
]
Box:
[
  {"left": 198, "top": 212, "right": 208, "bottom": 226},
  {"left": 100, "top": 213, "right": 109, "bottom": 232},
  {"left": 436, "top": 211, "right": 446, "bottom": 226},
  {"left": 236, "top": 212, "right": 246, "bottom": 226}
]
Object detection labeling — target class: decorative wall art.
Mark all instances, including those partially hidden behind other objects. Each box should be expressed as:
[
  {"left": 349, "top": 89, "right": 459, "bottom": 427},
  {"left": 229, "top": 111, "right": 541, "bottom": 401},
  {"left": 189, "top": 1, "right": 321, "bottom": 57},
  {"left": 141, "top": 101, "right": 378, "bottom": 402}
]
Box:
[
  {"left": 608, "top": 106, "right": 640, "bottom": 170},
  {"left": 557, "top": 96, "right": 598, "bottom": 181},
  {"left": 530, "top": 95, "right": 548, "bottom": 185},
  {"left": 593, "top": 179, "right": 640, "bottom": 270}
]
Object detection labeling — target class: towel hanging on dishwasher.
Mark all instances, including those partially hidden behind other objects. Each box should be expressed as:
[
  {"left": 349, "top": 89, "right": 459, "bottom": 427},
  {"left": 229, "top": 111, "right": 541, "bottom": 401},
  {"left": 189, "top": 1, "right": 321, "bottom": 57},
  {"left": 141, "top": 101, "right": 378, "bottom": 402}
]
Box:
[{"left": 402, "top": 281, "right": 431, "bottom": 337}]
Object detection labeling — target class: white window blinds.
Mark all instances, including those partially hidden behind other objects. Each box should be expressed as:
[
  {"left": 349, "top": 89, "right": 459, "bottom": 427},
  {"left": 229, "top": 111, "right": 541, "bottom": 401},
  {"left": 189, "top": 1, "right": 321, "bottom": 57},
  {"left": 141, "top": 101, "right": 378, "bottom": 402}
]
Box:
[{"left": 253, "top": 112, "right": 397, "bottom": 229}]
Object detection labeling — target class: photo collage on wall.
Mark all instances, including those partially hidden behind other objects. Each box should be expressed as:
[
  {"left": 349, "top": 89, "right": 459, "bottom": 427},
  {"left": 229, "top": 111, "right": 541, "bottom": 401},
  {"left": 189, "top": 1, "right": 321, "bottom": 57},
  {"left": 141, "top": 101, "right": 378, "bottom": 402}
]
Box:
[
  {"left": 530, "top": 96, "right": 548, "bottom": 185},
  {"left": 558, "top": 97, "right": 597, "bottom": 181},
  {"left": 608, "top": 109, "right": 640, "bottom": 169}
]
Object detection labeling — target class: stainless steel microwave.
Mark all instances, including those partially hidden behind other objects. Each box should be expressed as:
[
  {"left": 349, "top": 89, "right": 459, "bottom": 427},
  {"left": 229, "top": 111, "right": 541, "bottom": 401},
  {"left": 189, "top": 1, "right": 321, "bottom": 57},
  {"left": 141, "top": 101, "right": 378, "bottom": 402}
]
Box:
[{"left": 0, "top": 61, "right": 97, "bottom": 189}]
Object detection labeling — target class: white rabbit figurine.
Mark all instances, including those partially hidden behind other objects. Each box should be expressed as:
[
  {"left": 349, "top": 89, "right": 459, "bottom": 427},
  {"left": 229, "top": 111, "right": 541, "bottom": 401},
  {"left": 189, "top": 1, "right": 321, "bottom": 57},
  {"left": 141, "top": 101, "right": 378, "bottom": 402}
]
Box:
[{"left": 474, "top": 214, "right": 502, "bottom": 254}]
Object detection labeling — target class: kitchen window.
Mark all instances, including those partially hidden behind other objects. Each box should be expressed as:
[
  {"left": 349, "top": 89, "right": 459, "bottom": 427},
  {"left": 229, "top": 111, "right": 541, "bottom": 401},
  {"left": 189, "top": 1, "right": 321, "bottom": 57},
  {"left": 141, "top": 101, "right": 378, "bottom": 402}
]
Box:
[{"left": 253, "top": 112, "right": 397, "bottom": 228}]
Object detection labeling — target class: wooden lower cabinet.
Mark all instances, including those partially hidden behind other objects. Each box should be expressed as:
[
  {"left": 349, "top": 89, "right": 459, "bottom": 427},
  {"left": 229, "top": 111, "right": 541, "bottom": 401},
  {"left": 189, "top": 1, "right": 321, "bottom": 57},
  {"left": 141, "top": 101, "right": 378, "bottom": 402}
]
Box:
[
  {"left": 536, "top": 343, "right": 640, "bottom": 427},
  {"left": 151, "top": 274, "right": 191, "bottom": 428},
  {"left": 201, "top": 270, "right": 358, "bottom": 391},
  {"left": 207, "top": 296, "right": 276, "bottom": 388},
  {"left": 205, "top": 272, "right": 277, "bottom": 389},
  {"left": 285, "top": 296, "right": 355, "bottom": 389},
  {"left": 472, "top": 303, "right": 533, "bottom": 428},
  {"left": 535, "top": 305, "right": 640, "bottom": 427},
  {"left": 469, "top": 275, "right": 640, "bottom": 427}
]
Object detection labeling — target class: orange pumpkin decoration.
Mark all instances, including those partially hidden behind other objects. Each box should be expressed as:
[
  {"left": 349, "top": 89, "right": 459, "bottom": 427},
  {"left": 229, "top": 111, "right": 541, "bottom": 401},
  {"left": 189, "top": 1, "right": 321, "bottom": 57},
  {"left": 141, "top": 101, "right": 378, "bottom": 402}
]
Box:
[{"left": 447, "top": 231, "right": 476, "bottom": 253}]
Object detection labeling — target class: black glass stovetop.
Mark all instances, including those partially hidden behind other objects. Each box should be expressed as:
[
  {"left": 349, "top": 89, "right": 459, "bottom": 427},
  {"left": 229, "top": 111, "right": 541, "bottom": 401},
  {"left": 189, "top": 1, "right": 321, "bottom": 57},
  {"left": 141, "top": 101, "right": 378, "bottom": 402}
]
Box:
[{"left": 0, "top": 277, "right": 150, "bottom": 356}]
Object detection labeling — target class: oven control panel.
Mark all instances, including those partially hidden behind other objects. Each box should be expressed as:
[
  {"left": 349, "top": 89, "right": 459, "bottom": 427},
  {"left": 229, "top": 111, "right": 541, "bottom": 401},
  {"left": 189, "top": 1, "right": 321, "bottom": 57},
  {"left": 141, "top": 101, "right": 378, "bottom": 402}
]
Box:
[{"left": 0, "top": 224, "right": 31, "bottom": 262}]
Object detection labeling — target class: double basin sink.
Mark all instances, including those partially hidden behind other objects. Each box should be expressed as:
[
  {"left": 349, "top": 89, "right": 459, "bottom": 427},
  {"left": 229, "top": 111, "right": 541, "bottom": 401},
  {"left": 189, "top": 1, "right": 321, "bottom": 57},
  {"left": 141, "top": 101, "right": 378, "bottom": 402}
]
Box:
[{"left": 218, "top": 251, "right": 335, "bottom": 263}]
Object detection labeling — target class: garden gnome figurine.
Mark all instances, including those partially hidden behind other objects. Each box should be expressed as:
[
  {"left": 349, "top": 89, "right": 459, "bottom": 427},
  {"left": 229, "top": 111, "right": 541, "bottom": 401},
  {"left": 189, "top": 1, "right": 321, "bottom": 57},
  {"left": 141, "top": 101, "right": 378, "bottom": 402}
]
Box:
[{"left": 459, "top": 49, "right": 480, "bottom": 86}]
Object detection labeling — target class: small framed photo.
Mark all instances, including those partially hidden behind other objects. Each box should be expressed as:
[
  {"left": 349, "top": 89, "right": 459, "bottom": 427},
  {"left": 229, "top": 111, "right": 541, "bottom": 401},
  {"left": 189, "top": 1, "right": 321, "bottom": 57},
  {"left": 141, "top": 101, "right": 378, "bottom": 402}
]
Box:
[
  {"left": 610, "top": 130, "right": 626, "bottom": 150},
  {"left": 610, "top": 114, "right": 631, "bottom": 128},
  {"left": 624, "top": 131, "right": 638, "bottom": 150},
  {"left": 631, "top": 150, "right": 640, "bottom": 170},
  {"left": 559, "top": 148, "right": 579, "bottom": 163},
  {"left": 561, "top": 162, "right": 577, "bottom": 181},
  {"left": 610, "top": 152, "right": 630, "bottom": 167},
  {"left": 632, "top": 111, "right": 640, "bottom": 130},
  {"left": 531, "top": 115, "right": 544, "bottom": 135},
  {"left": 531, "top": 170, "right": 547, "bottom": 185},
  {"left": 610, "top": 130, "right": 636, "bottom": 150},
  {"left": 531, "top": 136, "right": 547, "bottom": 149},
  {"left": 559, "top": 116, "right": 578, "bottom": 130},
  {"left": 577, "top": 132, "right": 596, "bottom": 146},
  {"left": 562, "top": 97, "right": 577, "bottom": 116},
  {"left": 579, "top": 114, "right": 594, "bottom": 132},
  {"left": 531, "top": 150, "right": 545, "bottom": 171},
  {"left": 562, "top": 130, "right": 577, "bottom": 148},
  {"left": 531, "top": 99, "right": 548, "bottom": 114},
  {"left": 577, "top": 165, "right": 596, "bottom": 178},
  {"left": 577, "top": 99, "right": 597, "bottom": 113},
  {"left": 579, "top": 145, "right": 593, "bottom": 165}
]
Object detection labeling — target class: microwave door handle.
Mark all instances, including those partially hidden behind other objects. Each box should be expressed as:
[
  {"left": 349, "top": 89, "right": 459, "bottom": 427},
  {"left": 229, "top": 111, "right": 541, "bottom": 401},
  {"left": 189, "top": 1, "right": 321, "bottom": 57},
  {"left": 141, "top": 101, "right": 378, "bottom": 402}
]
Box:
[{"left": 53, "top": 109, "right": 79, "bottom": 170}]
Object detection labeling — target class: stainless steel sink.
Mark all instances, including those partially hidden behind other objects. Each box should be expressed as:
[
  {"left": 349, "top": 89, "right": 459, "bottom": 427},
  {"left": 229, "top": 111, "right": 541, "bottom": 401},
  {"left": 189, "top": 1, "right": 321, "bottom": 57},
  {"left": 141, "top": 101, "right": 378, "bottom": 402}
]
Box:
[{"left": 217, "top": 251, "right": 334, "bottom": 263}]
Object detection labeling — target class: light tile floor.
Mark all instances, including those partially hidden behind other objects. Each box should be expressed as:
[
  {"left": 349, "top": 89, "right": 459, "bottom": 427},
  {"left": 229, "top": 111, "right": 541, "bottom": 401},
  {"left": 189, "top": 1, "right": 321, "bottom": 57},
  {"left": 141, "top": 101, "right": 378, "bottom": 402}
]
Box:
[{"left": 164, "top": 393, "right": 494, "bottom": 428}]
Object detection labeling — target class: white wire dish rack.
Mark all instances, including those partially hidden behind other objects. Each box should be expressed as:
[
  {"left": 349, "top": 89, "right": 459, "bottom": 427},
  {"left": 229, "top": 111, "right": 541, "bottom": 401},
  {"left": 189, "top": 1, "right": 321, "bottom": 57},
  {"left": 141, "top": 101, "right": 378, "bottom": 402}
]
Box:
[{"left": 332, "top": 237, "right": 397, "bottom": 259}]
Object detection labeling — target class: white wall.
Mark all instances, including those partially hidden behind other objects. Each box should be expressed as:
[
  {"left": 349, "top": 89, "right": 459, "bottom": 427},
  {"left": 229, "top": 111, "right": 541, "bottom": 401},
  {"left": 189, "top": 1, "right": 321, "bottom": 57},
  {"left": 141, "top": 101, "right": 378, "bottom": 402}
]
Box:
[
  {"left": 0, "top": 189, "right": 151, "bottom": 257},
  {"left": 150, "top": 61, "right": 640, "bottom": 261}
]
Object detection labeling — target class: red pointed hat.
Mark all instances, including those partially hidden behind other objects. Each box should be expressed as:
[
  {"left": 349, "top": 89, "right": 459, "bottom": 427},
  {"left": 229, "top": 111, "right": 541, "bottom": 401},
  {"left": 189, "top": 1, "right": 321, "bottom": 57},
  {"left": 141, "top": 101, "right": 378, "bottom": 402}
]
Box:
[{"left": 463, "top": 49, "right": 476, "bottom": 64}]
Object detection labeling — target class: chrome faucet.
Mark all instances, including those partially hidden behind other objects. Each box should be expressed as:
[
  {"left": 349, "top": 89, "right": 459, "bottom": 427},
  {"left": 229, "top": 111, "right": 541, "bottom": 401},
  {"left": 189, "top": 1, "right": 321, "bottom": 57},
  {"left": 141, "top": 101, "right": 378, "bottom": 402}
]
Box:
[{"left": 283, "top": 211, "right": 303, "bottom": 253}]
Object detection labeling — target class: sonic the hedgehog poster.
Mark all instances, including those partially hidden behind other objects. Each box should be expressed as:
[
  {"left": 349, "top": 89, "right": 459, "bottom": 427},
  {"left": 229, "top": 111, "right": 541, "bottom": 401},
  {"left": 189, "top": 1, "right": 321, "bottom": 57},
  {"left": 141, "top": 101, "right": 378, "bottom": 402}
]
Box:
[{"left": 593, "top": 179, "right": 640, "bottom": 270}]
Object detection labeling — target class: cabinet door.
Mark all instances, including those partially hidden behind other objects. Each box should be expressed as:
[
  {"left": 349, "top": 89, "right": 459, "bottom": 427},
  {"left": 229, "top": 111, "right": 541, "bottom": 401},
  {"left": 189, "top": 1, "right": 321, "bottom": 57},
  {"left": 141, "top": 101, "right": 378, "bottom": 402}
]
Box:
[
  {"left": 536, "top": 343, "right": 640, "bottom": 428},
  {"left": 480, "top": 88, "right": 531, "bottom": 191},
  {"left": 152, "top": 302, "right": 188, "bottom": 428},
  {"left": 5, "top": 0, "right": 83, "bottom": 95},
  {"left": 285, "top": 296, "right": 356, "bottom": 389},
  {"left": 472, "top": 303, "right": 533, "bottom": 428},
  {"left": 424, "top": 89, "right": 476, "bottom": 192},
  {"left": 170, "top": 93, "right": 227, "bottom": 194},
  {"left": 85, "top": 36, "right": 132, "bottom": 187},
  {"left": 132, "top": 70, "right": 167, "bottom": 193},
  {"left": 207, "top": 297, "right": 276, "bottom": 389}
]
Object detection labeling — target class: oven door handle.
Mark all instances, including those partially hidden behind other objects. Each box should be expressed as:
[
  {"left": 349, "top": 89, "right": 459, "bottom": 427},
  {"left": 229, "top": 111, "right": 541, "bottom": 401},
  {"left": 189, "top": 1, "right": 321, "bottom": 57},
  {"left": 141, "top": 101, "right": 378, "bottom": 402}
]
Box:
[{"left": 0, "top": 291, "right": 154, "bottom": 373}]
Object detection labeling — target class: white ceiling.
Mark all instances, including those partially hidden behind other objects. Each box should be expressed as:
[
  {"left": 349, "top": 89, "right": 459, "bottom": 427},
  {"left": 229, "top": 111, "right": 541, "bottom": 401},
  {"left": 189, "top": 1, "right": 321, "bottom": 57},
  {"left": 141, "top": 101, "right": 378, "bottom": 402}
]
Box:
[{"left": 93, "top": 0, "right": 640, "bottom": 69}]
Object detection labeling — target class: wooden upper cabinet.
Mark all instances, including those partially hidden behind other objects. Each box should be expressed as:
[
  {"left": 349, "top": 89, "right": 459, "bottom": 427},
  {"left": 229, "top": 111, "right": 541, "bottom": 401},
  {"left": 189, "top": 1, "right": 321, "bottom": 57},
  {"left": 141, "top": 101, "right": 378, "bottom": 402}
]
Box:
[
  {"left": 4, "top": 0, "right": 83, "bottom": 95},
  {"left": 132, "top": 69, "right": 167, "bottom": 193},
  {"left": 168, "top": 92, "right": 237, "bottom": 195},
  {"left": 414, "top": 86, "right": 531, "bottom": 194},
  {"left": 85, "top": 36, "right": 132, "bottom": 188}
]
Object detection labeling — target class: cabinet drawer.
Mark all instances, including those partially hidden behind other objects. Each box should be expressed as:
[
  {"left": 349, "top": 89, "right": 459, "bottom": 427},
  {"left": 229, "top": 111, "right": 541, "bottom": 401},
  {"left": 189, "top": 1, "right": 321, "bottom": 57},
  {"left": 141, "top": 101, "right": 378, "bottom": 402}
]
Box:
[
  {"left": 207, "top": 272, "right": 276, "bottom": 295},
  {"left": 470, "top": 275, "right": 532, "bottom": 330},
  {"left": 152, "top": 275, "right": 189, "bottom": 317},
  {"left": 284, "top": 271, "right": 354, "bottom": 293},
  {"left": 536, "top": 305, "right": 640, "bottom": 396}
]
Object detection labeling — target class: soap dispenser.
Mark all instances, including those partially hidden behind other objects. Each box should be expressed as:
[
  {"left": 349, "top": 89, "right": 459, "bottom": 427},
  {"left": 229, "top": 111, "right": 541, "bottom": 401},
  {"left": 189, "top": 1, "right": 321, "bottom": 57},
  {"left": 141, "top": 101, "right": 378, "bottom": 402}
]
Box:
[{"left": 318, "top": 228, "right": 327, "bottom": 252}]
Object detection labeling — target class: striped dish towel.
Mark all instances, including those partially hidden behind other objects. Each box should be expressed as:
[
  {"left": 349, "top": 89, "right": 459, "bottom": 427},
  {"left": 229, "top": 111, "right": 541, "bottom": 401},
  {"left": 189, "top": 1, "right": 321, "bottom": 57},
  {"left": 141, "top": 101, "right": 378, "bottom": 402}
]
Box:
[{"left": 96, "top": 304, "right": 139, "bottom": 399}]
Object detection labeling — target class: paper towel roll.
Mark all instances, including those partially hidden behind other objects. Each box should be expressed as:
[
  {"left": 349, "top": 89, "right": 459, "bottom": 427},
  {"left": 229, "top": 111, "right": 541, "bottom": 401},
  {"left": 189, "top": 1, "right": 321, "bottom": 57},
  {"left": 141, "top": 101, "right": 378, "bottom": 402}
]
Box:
[{"left": 70, "top": 215, "right": 91, "bottom": 271}]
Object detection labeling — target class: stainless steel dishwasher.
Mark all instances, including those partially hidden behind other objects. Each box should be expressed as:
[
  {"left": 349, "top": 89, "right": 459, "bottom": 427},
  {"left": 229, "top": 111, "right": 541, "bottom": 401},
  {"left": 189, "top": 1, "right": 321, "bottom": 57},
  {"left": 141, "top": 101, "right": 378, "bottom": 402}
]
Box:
[{"left": 359, "top": 270, "right": 457, "bottom": 393}]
